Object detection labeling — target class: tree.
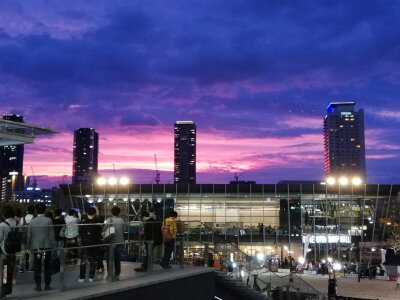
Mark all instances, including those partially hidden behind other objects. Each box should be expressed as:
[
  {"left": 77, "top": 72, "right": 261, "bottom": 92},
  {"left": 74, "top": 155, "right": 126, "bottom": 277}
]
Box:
[{"left": 388, "top": 225, "right": 400, "bottom": 254}]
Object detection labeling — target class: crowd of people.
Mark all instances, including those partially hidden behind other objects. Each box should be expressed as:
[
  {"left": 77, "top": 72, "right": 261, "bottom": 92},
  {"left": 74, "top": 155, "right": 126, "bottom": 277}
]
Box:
[{"left": 0, "top": 203, "right": 180, "bottom": 298}]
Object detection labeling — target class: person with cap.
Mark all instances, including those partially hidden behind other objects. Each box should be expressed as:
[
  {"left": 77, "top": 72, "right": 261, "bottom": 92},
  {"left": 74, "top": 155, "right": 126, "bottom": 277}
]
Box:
[{"left": 27, "top": 203, "right": 55, "bottom": 292}]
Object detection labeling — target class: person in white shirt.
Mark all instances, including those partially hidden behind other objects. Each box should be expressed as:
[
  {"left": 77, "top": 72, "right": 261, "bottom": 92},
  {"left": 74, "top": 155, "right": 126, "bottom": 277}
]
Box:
[
  {"left": 0, "top": 206, "right": 18, "bottom": 297},
  {"left": 19, "top": 205, "right": 35, "bottom": 273},
  {"left": 65, "top": 209, "right": 81, "bottom": 265}
]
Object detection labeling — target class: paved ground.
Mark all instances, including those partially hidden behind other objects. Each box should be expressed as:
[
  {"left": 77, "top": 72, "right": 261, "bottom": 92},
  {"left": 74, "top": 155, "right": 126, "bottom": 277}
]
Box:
[
  {"left": 246, "top": 270, "right": 400, "bottom": 300},
  {"left": 6, "top": 262, "right": 190, "bottom": 299},
  {"left": 298, "top": 274, "right": 400, "bottom": 300}
]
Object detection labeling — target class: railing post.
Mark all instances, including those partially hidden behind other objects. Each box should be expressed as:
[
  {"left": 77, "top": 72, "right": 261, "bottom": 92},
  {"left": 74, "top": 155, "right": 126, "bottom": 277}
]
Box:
[
  {"left": 108, "top": 243, "right": 115, "bottom": 282},
  {"left": 147, "top": 241, "right": 153, "bottom": 273},
  {"left": 204, "top": 243, "right": 209, "bottom": 267},
  {"left": 267, "top": 282, "right": 271, "bottom": 297},
  {"left": 59, "top": 248, "right": 66, "bottom": 291},
  {"left": 179, "top": 236, "right": 184, "bottom": 268}
]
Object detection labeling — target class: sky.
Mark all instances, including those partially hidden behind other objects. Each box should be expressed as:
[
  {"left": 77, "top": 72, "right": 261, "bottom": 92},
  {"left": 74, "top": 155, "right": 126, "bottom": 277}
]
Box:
[{"left": 0, "top": 0, "right": 400, "bottom": 187}]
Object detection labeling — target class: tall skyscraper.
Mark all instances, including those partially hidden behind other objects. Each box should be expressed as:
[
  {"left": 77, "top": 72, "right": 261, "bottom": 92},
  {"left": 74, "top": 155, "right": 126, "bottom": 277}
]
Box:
[
  {"left": 174, "top": 121, "right": 196, "bottom": 184},
  {"left": 323, "top": 102, "right": 366, "bottom": 181},
  {"left": 0, "top": 114, "right": 25, "bottom": 201},
  {"left": 0, "top": 114, "right": 24, "bottom": 177},
  {"left": 72, "top": 128, "right": 99, "bottom": 184}
]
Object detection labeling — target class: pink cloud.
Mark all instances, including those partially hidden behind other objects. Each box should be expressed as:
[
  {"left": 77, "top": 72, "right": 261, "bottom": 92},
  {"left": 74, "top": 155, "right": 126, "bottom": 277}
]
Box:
[{"left": 24, "top": 125, "right": 324, "bottom": 183}]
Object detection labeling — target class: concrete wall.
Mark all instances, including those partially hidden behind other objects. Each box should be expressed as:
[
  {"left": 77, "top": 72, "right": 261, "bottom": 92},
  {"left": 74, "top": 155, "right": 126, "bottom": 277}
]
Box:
[{"left": 92, "top": 272, "right": 215, "bottom": 300}]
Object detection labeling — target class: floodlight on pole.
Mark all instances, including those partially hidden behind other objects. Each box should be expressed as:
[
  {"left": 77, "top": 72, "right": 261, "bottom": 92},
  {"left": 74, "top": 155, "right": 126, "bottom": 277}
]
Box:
[
  {"left": 97, "top": 177, "right": 106, "bottom": 185},
  {"left": 120, "top": 177, "right": 129, "bottom": 185},
  {"left": 339, "top": 177, "right": 349, "bottom": 185},
  {"left": 326, "top": 177, "right": 336, "bottom": 185},
  {"left": 108, "top": 177, "right": 117, "bottom": 185},
  {"left": 352, "top": 177, "right": 362, "bottom": 186}
]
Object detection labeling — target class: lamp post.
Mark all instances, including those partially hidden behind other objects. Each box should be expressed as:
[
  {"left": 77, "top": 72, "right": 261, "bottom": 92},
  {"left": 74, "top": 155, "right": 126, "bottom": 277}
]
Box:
[{"left": 97, "top": 176, "right": 130, "bottom": 217}]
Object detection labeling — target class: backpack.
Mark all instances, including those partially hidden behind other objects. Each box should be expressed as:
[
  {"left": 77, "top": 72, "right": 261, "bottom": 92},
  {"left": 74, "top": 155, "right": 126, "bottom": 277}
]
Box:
[
  {"left": 161, "top": 222, "right": 172, "bottom": 242},
  {"left": 176, "top": 220, "right": 185, "bottom": 234},
  {"left": 4, "top": 221, "right": 22, "bottom": 254}
]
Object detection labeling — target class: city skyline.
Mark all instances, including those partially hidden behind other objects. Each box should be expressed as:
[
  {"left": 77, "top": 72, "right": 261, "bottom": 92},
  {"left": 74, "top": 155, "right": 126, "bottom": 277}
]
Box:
[{"left": 0, "top": 1, "right": 400, "bottom": 186}]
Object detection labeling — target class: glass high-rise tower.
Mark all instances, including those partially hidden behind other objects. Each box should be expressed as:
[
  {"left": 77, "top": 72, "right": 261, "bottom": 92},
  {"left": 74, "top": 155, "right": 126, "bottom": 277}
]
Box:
[
  {"left": 72, "top": 128, "right": 98, "bottom": 184},
  {"left": 0, "top": 114, "right": 25, "bottom": 201},
  {"left": 174, "top": 121, "right": 196, "bottom": 184},
  {"left": 323, "top": 102, "right": 366, "bottom": 181},
  {"left": 0, "top": 114, "right": 24, "bottom": 177}
]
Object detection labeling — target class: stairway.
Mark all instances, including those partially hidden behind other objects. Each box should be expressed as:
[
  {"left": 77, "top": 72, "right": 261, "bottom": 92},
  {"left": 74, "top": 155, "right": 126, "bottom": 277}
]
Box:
[{"left": 215, "top": 271, "right": 271, "bottom": 300}]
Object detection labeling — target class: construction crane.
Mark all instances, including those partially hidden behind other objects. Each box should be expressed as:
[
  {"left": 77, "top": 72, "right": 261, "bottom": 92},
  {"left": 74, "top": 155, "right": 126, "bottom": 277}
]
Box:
[
  {"left": 154, "top": 154, "right": 160, "bottom": 184},
  {"left": 30, "top": 166, "right": 37, "bottom": 186},
  {"left": 233, "top": 167, "right": 255, "bottom": 183}
]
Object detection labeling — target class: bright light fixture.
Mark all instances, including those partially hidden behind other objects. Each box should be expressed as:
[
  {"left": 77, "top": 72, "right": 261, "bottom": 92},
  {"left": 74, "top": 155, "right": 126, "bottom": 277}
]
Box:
[
  {"left": 108, "top": 177, "right": 117, "bottom": 185},
  {"left": 256, "top": 253, "right": 265, "bottom": 261},
  {"left": 327, "top": 177, "right": 336, "bottom": 185},
  {"left": 97, "top": 177, "right": 106, "bottom": 185},
  {"left": 327, "top": 257, "right": 333, "bottom": 263},
  {"left": 321, "top": 259, "right": 326, "bottom": 264},
  {"left": 283, "top": 245, "right": 288, "bottom": 251},
  {"left": 232, "top": 262, "right": 237, "bottom": 268},
  {"left": 339, "top": 177, "right": 349, "bottom": 185},
  {"left": 298, "top": 256, "right": 305, "bottom": 264},
  {"left": 352, "top": 177, "right": 362, "bottom": 186},
  {"left": 333, "top": 263, "right": 342, "bottom": 271},
  {"left": 120, "top": 177, "right": 129, "bottom": 185}
]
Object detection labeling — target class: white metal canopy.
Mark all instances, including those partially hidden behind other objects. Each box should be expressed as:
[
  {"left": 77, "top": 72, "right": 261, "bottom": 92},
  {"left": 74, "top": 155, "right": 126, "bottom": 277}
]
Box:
[{"left": 0, "top": 119, "right": 59, "bottom": 146}]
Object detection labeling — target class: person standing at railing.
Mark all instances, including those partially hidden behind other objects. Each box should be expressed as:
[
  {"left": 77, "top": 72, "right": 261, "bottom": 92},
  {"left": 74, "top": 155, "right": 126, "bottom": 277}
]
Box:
[
  {"left": 78, "top": 207, "right": 102, "bottom": 282},
  {"left": 27, "top": 203, "right": 56, "bottom": 292},
  {"left": 52, "top": 209, "right": 65, "bottom": 252},
  {"left": 104, "top": 206, "right": 124, "bottom": 280},
  {"left": 135, "top": 211, "right": 152, "bottom": 272},
  {"left": 19, "top": 206, "right": 35, "bottom": 273},
  {"left": 0, "top": 206, "right": 18, "bottom": 297},
  {"left": 149, "top": 208, "right": 162, "bottom": 263},
  {"left": 160, "top": 211, "right": 178, "bottom": 269},
  {"left": 65, "top": 209, "right": 81, "bottom": 265}
]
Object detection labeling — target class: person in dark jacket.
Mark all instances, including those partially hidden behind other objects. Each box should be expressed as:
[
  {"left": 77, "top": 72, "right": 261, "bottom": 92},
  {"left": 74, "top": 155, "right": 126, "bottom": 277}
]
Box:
[
  {"left": 135, "top": 212, "right": 152, "bottom": 272},
  {"left": 96, "top": 215, "right": 105, "bottom": 273},
  {"left": 78, "top": 207, "right": 102, "bottom": 282},
  {"left": 52, "top": 209, "right": 65, "bottom": 251},
  {"left": 149, "top": 208, "right": 162, "bottom": 263}
]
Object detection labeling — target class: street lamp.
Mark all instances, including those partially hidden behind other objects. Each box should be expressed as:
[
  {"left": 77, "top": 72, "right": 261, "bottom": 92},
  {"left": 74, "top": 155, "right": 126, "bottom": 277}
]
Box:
[
  {"left": 108, "top": 177, "right": 117, "bottom": 185},
  {"left": 120, "top": 177, "right": 129, "bottom": 185},
  {"left": 97, "top": 177, "right": 106, "bottom": 185},
  {"left": 327, "top": 177, "right": 336, "bottom": 185},
  {"left": 339, "top": 177, "right": 349, "bottom": 185}
]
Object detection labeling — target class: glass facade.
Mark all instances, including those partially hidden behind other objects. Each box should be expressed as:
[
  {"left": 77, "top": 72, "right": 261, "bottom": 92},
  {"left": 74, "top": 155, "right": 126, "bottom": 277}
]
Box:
[{"left": 61, "top": 183, "right": 400, "bottom": 264}]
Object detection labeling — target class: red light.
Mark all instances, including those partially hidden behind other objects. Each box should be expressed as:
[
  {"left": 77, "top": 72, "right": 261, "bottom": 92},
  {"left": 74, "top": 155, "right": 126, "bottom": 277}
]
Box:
[{"left": 288, "top": 197, "right": 292, "bottom": 201}]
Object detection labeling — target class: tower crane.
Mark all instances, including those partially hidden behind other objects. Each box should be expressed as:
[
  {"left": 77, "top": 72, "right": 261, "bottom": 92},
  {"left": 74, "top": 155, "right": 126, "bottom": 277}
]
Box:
[
  {"left": 154, "top": 154, "right": 160, "bottom": 184},
  {"left": 30, "top": 166, "right": 37, "bottom": 186},
  {"left": 233, "top": 167, "right": 255, "bottom": 183}
]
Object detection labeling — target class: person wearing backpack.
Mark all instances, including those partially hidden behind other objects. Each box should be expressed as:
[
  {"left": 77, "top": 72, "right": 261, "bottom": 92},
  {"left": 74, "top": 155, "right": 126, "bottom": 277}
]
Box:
[
  {"left": 160, "top": 211, "right": 178, "bottom": 269},
  {"left": 104, "top": 206, "right": 125, "bottom": 280},
  {"left": 27, "top": 203, "right": 56, "bottom": 292},
  {"left": 78, "top": 207, "right": 102, "bottom": 282},
  {"left": 0, "top": 206, "right": 19, "bottom": 297}
]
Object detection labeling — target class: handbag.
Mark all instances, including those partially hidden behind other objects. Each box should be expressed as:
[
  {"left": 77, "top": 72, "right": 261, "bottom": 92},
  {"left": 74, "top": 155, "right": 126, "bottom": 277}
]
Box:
[
  {"left": 102, "top": 218, "right": 116, "bottom": 243},
  {"left": 59, "top": 226, "right": 66, "bottom": 238}
]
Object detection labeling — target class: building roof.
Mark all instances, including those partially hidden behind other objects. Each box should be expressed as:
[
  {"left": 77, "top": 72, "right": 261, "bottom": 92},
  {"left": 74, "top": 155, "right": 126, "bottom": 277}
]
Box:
[
  {"left": 0, "top": 119, "right": 59, "bottom": 146},
  {"left": 175, "top": 121, "right": 195, "bottom": 124}
]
